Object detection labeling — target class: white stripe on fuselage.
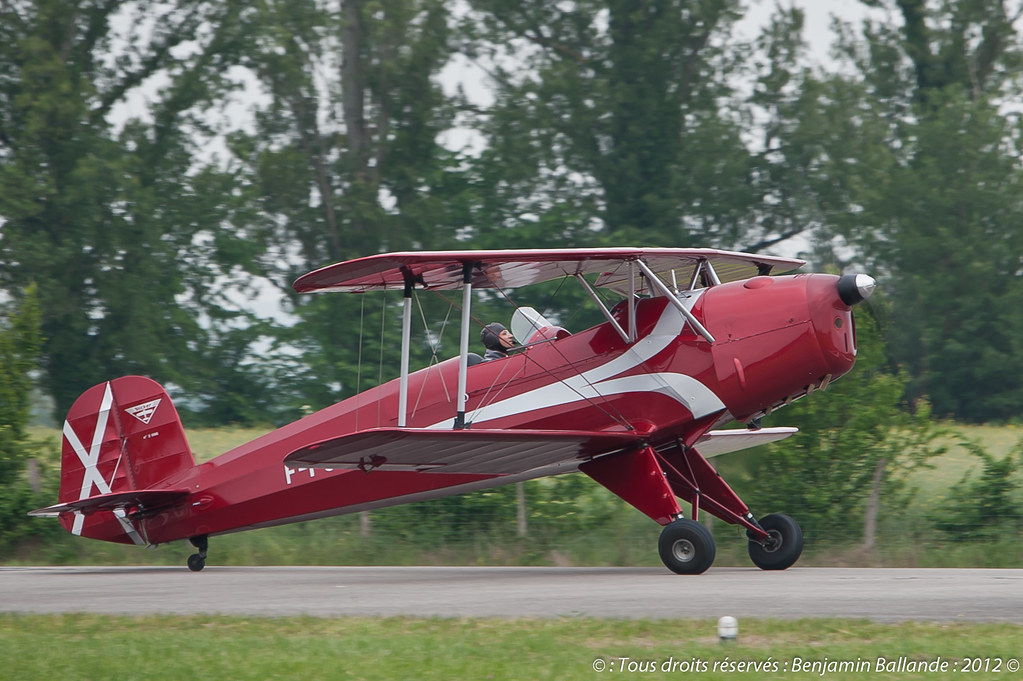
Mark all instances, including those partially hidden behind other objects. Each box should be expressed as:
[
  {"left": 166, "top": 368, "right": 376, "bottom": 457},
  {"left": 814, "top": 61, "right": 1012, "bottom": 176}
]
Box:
[{"left": 428, "top": 292, "right": 725, "bottom": 428}]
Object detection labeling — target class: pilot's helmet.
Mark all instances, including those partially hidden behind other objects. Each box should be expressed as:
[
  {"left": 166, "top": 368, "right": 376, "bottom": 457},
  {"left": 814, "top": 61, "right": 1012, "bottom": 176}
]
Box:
[{"left": 481, "top": 322, "right": 507, "bottom": 352}]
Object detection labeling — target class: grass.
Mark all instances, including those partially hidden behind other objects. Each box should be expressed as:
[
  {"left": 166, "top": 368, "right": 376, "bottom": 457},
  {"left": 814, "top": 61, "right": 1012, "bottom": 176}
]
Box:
[
  {"left": 186, "top": 425, "right": 275, "bottom": 462},
  {"left": 16, "top": 422, "right": 1023, "bottom": 570},
  {"left": 901, "top": 423, "right": 1023, "bottom": 499},
  {"left": 26, "top": 421, "right": 1023, "bottom": 478},
  {"left": 26, "top": 424, "right": 274, "bottom": 464},
  {"left": 11, "top": 424, "right": 1021, "bottom": 679},
  {"left": 1, "top": 614, "right": 1021, "bottom": 680}
]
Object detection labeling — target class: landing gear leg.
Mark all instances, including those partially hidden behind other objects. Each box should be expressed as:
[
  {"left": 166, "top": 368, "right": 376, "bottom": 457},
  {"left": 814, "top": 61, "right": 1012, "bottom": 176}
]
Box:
[{"left": 187, "top": 535, "right": 208, "bottom": 572}]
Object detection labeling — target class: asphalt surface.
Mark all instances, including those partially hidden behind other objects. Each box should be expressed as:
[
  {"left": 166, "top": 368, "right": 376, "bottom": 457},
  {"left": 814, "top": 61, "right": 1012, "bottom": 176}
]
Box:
[{"left": 1, "top": 566, "right": 1020, "bottom": 622}]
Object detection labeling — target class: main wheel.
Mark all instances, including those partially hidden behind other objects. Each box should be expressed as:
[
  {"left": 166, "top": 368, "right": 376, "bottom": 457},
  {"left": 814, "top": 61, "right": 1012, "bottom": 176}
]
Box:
[
  {"left": 187, "top": 553, "right": 206, "bottom": 572},
  {"left": 658, "top": 519, "right": 716, "bottom": 574},
  {"left": 748, "top": 513, "right": 803, "bottom": 570}
]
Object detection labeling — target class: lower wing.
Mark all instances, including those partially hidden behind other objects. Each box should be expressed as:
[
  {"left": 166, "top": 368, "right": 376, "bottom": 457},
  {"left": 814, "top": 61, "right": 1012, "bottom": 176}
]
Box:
[{"left": 285, "top": 428, "right": 643, "bottom": 475}]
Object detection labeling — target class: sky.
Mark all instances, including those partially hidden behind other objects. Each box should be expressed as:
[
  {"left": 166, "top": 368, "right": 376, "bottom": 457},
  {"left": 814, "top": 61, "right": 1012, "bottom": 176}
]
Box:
[{"left": 740, "top": 0, "right": 875, "bottom": 58}]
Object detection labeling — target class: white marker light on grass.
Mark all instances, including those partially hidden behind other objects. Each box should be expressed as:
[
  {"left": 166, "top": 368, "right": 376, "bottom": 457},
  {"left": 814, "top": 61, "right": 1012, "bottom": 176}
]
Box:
[{"left": 717, "top": 616, "right": 738, "bottom": 642}]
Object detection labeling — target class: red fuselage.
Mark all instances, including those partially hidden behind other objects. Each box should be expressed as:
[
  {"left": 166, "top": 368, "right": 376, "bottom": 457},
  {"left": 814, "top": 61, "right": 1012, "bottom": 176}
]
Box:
[{"left": 82, "top": 273, "right": 857, "bottom": 546}]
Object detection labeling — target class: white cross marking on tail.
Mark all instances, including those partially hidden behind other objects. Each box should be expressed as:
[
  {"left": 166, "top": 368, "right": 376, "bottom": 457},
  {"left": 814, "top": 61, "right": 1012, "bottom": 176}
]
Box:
[{"left": 64, "top": 382, "right": 116, "bottom": 536}]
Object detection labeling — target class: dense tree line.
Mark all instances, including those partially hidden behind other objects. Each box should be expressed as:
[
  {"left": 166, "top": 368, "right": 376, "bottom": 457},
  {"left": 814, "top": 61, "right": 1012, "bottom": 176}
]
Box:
[
  {"left": 1, "top": 1, "right": 1022, "bottom": 553},
  {"left": 0, "top": 284, "right": 58, "bottom": 551},
  {"left": 4, "top": 1, "right": 1021, "bottom": 424}
]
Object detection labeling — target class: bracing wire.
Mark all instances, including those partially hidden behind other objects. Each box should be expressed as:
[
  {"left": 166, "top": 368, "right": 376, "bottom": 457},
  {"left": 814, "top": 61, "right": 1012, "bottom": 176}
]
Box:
[
  {"left": 431, "top": 283, "right": 633, "bottom": 431},
  {"left": 411, "top": 291, "right": 455, "bottom": 414},
  {"left": 354, "top": 294, "right": 366, "bottom": 432},
  {"left": 377, "top": 289, "right": 388, "bottom": 427},
  {"left": 491, "top": 283, "right": 632, "bottom": 429}
]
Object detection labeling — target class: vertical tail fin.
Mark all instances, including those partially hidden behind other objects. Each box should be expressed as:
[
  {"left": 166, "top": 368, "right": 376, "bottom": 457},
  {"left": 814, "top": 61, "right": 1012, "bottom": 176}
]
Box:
[{"left": 38, "top": 376, "right": 195, "bottom": 544}]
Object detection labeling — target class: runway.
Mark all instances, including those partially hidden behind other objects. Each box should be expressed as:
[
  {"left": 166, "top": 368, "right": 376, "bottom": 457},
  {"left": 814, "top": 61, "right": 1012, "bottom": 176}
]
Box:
[{"left": 1, "top": 566, "right": 1020, "bottom": 622}]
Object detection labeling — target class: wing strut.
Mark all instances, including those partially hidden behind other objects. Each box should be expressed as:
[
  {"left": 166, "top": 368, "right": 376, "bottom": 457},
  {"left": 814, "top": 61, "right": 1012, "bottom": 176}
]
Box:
[
  {"left": 574, "top": 274, "right": 631, "bottom": 344},
  {"left": 398, "top": 266, "right": 425, "bottom": 427},
  {"left": 454, "top": 261, "right": 474, "bottom": 429},
  {"left": 398, "top": 275, "right": 413, "bottom": 427},
  {"left": 627, "top": 260, "right": 637, "bottom": 342},
  {"left": 636, "top": 259, "right": 716, "bottom": 343}
]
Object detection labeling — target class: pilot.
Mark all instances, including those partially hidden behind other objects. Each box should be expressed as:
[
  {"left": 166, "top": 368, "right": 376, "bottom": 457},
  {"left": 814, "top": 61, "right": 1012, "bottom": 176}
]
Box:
[{"left": 480, "top": 322, "right": 516, "bottom": 361}]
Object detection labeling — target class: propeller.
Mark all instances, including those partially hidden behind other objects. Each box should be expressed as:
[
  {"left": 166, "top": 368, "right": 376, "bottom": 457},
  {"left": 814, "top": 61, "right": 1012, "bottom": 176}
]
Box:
[{"left": 837, "top": 273, "right": 876, "bottom": 306}]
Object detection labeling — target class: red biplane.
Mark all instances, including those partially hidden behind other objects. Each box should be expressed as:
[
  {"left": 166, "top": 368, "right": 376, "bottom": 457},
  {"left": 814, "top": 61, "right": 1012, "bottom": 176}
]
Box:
[{"left": 31, "top": 248, "right": 875, "bottom": 574}]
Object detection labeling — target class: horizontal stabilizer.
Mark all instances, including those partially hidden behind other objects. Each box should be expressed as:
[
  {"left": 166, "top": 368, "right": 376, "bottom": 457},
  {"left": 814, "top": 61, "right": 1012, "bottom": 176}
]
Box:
[
  {"left": 694, "top": 427, "right": 798, "bottom": 458},
  {"left": 286, "top": 427, "right": 643, "bottom": 475},
  {"left": 28, "top": 489, "right": 189, "bottom": 518}
]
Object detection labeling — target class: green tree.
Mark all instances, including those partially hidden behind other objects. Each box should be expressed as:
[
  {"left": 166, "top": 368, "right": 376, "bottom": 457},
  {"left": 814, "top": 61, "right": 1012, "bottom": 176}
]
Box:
[
  {"left": 0, "top": 284, "right": 52, "bottom": 551},
  {"left": 217, "top": 0, "right": 481, "bottom": 413},
  {"left": 459, "top": 1, "right": 838, "bottom": 252},
  {"left": 0, "top": 0, "right": 271, "bottom": 420},
  {"left": 935, "top": 440, "right": 1022, "bottom": 540},
  {"left": 814, "top": 0, "right": 1023, "bottom": 421}
]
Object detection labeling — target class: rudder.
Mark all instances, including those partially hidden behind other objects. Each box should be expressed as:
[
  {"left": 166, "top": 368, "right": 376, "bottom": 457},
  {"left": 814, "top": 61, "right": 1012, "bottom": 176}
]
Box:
[{"left": 54, "top": 376, "right": 195, "bottom": 542}]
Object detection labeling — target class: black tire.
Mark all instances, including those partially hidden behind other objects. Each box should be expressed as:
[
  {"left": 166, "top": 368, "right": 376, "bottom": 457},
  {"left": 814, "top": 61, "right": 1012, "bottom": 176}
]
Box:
[
  {"left": 187, "top": 553, "right": 206, "bottom": 572},
  {"left": 658, "top": 519, "right": 716, "bottom": 575},
  {"left": 748, "top": 513, "right": 803, "bottom": 570}
]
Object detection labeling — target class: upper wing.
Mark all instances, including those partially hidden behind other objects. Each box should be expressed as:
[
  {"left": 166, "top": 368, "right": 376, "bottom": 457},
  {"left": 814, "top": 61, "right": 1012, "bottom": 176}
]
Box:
[
  {"left": 285, "top": 427, "right": 643, "bottom": 475},
  {"left": 293, "top": 248, "right": 805, "bottom": 294}
]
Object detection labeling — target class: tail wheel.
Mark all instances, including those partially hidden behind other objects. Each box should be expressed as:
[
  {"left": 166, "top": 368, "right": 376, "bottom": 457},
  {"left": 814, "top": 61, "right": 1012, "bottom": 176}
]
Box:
[
  {"left": 658, "top": 519, "right": 716, "bottom": 575},
  {"left": 187, "top": 534, "right": 208, "bottom": 572},
  {"left": 748, "top": 513, "right": 803, "bottom": 570}
]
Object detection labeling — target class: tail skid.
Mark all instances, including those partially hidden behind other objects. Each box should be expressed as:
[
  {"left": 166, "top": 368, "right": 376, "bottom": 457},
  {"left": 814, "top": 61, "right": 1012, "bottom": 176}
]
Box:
[{"left": 31, "top": 376, "right": 196, "bottom": 545}]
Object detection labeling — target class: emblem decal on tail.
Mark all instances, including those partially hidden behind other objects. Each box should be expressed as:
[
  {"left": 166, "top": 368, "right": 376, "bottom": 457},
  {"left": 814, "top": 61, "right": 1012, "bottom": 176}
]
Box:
[{"left": 126, "top": 399, "right": 161, "bottom": 424}]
